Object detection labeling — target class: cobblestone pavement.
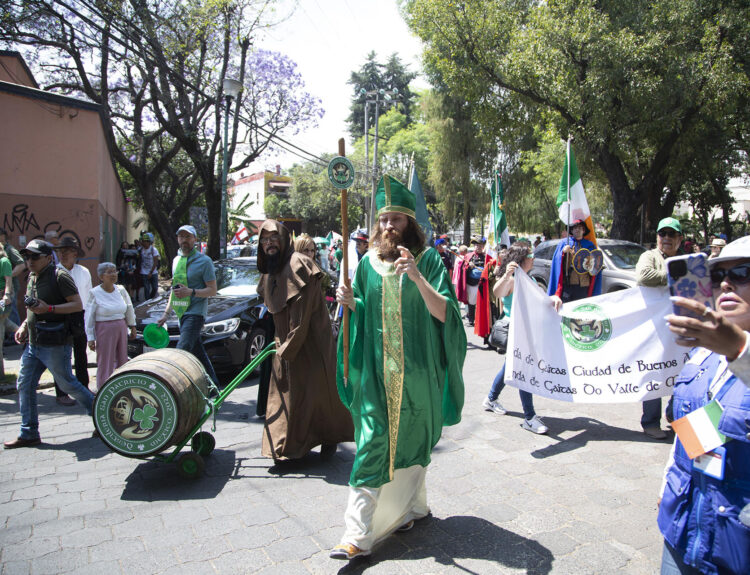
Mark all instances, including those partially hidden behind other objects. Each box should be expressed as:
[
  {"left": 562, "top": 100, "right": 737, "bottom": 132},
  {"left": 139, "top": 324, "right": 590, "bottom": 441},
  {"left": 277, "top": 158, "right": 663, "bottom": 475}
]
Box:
[{"left": 0, "top": 327, "right": 672, "bottom": 574}]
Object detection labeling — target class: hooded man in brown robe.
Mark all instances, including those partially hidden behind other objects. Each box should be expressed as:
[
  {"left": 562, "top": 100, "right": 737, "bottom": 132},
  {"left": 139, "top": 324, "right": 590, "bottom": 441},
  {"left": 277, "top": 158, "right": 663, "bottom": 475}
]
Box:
[{"left": 256, "top": 220, "right": 353, "bottom": 461}]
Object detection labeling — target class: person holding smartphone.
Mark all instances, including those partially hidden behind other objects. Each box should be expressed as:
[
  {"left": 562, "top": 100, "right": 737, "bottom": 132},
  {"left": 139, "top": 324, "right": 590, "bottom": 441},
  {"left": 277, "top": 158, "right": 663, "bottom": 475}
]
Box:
[
  {"left": 635, "top": 217, "right": 683, "bottom": 439},
  {"left": 657, "top": 235, "right": 750, "bottom": 575}
]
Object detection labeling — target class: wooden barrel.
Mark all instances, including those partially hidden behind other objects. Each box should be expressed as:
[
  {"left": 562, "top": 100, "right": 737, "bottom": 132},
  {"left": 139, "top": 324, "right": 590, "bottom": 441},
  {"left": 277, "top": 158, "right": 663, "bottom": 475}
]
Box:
[{"left": 93, "top": 349, "right": 211, "bottom": 458}]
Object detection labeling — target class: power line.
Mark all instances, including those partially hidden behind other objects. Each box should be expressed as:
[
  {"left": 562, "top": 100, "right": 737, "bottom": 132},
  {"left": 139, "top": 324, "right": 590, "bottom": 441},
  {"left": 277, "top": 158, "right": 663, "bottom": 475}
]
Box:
[{"left": 17, "top": 0, "right": 331, "bottom": 168}]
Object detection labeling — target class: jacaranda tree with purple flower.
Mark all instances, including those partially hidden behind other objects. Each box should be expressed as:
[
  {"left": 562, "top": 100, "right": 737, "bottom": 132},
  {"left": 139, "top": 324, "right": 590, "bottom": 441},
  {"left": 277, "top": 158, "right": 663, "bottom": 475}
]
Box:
[{"left": 1, "top": 0, "right": 323, "bottom": 261}]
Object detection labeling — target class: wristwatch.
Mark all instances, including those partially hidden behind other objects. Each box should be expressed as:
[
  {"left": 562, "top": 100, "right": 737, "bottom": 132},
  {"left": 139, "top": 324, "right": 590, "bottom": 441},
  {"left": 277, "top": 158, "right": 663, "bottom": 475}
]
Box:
[{"left": 191, "top": 288, "right": 196, "bottom": 297}]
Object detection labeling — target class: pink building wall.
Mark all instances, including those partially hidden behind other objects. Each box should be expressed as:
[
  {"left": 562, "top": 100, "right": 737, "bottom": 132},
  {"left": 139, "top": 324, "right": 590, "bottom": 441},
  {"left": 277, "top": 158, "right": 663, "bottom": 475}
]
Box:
[{"left": 0, "top": 52, "right": 126, "bottom": 313}]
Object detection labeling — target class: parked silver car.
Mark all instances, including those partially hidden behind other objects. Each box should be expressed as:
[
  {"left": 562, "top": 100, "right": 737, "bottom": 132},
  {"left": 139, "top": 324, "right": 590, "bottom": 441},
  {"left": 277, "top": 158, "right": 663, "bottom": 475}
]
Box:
[{"left": 530, "top": 238, "right": 647, "bottom": 293}]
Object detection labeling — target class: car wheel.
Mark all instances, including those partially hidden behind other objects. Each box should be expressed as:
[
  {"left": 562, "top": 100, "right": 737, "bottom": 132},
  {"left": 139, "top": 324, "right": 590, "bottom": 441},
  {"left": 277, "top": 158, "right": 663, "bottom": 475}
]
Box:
[
  {"left": 533, "top": 277, "right": 548, "bottom": 291},
  {"left": 246, "top": 326, "right": 268, "bottom": 374}
]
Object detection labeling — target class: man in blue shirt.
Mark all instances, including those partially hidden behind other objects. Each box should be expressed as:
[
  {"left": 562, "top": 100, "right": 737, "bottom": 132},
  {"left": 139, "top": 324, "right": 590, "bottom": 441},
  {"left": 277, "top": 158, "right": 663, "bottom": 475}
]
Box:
[{"left": 157, "top": 225, "right": 218, "bottom": 384}]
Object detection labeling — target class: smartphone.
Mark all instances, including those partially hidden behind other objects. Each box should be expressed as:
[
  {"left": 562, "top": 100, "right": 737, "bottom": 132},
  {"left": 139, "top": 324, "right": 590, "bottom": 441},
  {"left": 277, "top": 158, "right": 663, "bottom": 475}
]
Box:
[
  {"left": 172, "top": 284, "right": 182, "bottom": 291},
  {"left": 666, "top": 253, "right": 714, "bottom": 319}
]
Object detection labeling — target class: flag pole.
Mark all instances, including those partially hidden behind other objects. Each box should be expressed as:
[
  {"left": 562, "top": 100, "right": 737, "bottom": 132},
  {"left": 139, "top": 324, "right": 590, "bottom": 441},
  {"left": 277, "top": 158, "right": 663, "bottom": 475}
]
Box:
[
  {"left": 338, "top": 138, "right": 350, "bottom": 384},
  {"left": 567, "top": 137, "right": 572, "bottom": 246}
]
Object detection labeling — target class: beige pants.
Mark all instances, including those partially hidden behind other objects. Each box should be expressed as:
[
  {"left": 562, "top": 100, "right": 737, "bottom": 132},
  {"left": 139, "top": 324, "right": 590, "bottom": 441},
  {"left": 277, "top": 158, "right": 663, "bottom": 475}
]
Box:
[{"left": 340, "top": 465, "right": 430, "bottom": 551}]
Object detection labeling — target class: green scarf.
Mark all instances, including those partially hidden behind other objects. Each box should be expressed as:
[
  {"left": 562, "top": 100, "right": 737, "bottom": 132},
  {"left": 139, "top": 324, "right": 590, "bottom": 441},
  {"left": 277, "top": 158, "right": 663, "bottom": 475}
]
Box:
[{"left": 172, "top": 248, "right": 195, "bottom": 319}]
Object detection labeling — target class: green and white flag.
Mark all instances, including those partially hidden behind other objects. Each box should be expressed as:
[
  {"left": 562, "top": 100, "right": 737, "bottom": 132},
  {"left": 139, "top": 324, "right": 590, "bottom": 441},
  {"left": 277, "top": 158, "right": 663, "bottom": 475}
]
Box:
[{"left": 489, "top": 171, "right": 510, "bottom": 249}]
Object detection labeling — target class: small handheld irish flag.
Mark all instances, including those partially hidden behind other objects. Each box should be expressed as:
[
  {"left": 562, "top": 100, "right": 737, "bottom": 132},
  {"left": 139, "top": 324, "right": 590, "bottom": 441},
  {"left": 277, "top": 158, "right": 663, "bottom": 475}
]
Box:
[{"left": 671, "top": 399, "right": 727, "bottom": 459}]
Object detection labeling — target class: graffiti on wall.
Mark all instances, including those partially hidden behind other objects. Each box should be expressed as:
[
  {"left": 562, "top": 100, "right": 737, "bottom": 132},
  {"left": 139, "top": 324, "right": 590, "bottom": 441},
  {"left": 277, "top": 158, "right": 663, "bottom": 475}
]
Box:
[{"left": 2, "top": 203, "right": 96, "bottom": 255}]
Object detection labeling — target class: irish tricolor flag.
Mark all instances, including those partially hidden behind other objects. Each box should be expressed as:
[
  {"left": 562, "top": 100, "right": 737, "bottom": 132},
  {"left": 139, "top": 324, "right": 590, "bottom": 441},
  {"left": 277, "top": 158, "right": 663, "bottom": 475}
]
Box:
[
  {"left": 671, "top": 399, "right": 727, "bottom": 459},
  {"left": 557, "top": 142, "right": 597, "bottom": 246}
]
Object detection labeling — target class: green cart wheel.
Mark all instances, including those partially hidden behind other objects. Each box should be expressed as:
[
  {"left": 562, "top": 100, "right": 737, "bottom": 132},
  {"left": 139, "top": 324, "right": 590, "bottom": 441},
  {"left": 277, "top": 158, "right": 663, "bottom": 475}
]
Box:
[
  {"left": 177, "top": 452, "right": 205, "bottom": 479},
  {"left": 191, "top": 431, "right": 216, "bottom": 456}
]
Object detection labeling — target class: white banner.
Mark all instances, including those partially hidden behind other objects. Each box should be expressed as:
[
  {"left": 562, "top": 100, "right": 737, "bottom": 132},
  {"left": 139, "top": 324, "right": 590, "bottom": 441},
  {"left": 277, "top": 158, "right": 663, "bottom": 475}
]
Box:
[{"left": 506, "top": 271, "right": 689, "bottom": 403}]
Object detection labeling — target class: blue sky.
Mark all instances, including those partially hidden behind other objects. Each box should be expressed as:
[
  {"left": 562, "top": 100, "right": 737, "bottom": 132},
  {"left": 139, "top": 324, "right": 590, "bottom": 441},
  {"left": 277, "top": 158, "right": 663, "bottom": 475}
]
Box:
[{"left": 257, "top": 0, "right": 427, "bottom": 168}]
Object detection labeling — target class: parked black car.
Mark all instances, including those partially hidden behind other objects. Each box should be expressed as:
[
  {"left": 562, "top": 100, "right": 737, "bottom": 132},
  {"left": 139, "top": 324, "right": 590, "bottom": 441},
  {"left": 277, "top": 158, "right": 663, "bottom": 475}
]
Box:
[
  {"left": 530, "top": 238, "right": 647, "bottom": 293},
  {"left": 128, "top": 257, "right": 273, "bottom": 376}
]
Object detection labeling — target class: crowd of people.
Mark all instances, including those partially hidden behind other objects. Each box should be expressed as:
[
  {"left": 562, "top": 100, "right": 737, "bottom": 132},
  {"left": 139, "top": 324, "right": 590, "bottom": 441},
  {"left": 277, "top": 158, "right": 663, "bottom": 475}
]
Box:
[{"left": 0, "top": 182, "right": 748, "bottom": 572}]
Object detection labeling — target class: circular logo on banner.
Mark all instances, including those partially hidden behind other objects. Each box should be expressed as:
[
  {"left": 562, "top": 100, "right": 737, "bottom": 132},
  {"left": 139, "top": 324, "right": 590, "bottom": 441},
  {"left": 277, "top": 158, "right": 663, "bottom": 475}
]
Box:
[
  {"left": 561, "top": 303, "right": 612, "bottom": 352},
  {"left": 327, "top": 156, "right": 355, "bottom": 189},
  {"left": 93, "top": 373, "right": 178, "bottom": 457}
]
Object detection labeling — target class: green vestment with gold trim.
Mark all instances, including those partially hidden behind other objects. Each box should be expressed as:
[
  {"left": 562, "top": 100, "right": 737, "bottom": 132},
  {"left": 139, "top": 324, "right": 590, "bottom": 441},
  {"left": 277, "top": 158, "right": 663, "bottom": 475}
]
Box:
[{"left": 337, "top": 246, "right": 466, "bottom": 488}]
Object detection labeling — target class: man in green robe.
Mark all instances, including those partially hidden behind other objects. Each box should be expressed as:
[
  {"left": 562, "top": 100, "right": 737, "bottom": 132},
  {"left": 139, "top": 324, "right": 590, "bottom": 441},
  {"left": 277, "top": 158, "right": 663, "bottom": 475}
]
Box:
[{"left": 330, "top": 175, "right": 466, "bottom": 560}]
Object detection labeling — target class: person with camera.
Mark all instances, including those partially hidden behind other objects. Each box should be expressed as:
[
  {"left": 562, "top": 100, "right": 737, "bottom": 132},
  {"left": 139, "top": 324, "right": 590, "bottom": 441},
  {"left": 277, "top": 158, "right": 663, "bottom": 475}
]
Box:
[
  {"left": 4, "top": 240, "right": 94, "bottom": 449},
  {"left": 156, "top": 225, "right": 218, "bottom": 385}
]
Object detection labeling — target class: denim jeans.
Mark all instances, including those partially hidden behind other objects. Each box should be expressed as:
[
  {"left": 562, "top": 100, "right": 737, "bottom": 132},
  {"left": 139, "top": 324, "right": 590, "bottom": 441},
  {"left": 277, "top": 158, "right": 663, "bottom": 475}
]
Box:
[
  {"left": 660, "top": 541, "right": 702, "bottom": 575},
  {"left": 641, "top": 398, "right": 662, "bottom": 428},
  {"left": 16, "top": 344, "right": 94, "bottom": 440},
  {"left": 177, "top": 314, "right": 218, "bottom": 385},
  {"left": 488, "top": 361, "right": 536, "bottom": 420},
  {"left": 141, "top": 273, "right": 159, "bottom": 301}
]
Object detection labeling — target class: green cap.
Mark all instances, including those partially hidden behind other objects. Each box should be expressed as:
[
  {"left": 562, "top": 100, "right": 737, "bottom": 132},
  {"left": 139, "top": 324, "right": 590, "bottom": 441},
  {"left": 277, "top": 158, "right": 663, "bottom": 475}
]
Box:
[
  {"left": 376, "top": 175, "right": 416, "bottom": 219},
  {"left": 657, "top": 217, "right": 682, "bottom": 234}
]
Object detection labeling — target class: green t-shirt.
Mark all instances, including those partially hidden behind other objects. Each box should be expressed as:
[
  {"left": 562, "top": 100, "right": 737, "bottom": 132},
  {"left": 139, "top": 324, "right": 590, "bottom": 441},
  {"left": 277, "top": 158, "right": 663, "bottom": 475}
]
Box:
[
  {"left": 0, "top": 256, "right": 11, "bottom": 294},
  {"left": 2, "top": 242, "right": 23, "bottom": 293}
]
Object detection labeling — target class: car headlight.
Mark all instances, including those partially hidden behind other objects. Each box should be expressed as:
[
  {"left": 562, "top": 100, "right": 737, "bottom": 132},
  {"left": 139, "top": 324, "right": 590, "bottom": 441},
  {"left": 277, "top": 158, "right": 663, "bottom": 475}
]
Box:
[{"left": 202, "top": 318, "right": 240, "bottom": 336}]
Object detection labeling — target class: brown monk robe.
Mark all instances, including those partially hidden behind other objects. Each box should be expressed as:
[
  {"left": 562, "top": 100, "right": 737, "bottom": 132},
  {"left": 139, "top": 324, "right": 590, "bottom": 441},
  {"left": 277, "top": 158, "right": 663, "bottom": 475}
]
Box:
[{"left": 256, "top": 220, "right": 353, "bottom": 461}]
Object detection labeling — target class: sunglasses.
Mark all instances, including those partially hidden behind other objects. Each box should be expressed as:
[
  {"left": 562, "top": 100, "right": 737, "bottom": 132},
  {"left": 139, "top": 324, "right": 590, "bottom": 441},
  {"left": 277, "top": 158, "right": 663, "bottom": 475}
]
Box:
[
  {"left": 23, "top": 253, "right": 43, "bottom": 261},
  {"left": 710, "top": 263, "right": 750, "bottom": 287},
  {"left": 657, "top": 229, "right": 680, "bottom": 238}
]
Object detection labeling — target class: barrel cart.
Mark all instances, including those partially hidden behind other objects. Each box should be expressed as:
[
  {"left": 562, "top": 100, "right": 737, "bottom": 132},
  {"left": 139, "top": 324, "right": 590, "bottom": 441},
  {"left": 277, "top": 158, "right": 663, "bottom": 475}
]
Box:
[{"left": 92, "top": 343, "right": 276, "bottom": 478}]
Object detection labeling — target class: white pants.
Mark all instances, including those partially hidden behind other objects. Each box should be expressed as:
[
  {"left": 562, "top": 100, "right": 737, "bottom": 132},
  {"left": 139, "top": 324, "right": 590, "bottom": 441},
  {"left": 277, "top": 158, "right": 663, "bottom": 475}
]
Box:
[
  {"left": 340, "top": 465, "right": 430, "bottom": 551},
  {"left": 466, "top": 284, "right": 478, "bottom": 305}
]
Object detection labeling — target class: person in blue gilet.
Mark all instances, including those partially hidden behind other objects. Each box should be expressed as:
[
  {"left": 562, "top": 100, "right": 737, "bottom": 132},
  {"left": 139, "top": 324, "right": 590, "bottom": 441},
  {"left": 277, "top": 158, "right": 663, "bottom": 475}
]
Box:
[{"left": 659, "top": 235, "right": 750, "bottom": 575}]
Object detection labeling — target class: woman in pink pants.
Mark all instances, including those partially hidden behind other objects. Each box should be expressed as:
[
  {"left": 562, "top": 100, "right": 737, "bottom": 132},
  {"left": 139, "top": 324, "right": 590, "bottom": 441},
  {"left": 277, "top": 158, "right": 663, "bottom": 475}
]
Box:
[{"left": 85, "top": 262, "right": 136, "bottom": 390}]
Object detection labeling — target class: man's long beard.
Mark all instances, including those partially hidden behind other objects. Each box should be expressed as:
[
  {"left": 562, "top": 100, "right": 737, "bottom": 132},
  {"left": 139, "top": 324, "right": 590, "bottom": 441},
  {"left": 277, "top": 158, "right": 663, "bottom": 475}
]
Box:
[
  {"left": 378, "top": 230, "right": 403, "bottom": 262},
  {"left": 265, "top": 253, "right": 282, "bottom": 274}
]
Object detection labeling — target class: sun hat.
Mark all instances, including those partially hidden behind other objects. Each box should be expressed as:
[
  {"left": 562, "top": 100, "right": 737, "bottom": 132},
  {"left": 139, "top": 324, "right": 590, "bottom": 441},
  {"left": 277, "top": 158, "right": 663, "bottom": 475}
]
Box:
[
  {"left": 708, "top": 236, "right": 750, "bottom": 265},
  {"left": 52, "top": 236, "right": 84, "bottom": 257},
  {"left": 710, "top": 238, "right": 727, "bottom": 248}
]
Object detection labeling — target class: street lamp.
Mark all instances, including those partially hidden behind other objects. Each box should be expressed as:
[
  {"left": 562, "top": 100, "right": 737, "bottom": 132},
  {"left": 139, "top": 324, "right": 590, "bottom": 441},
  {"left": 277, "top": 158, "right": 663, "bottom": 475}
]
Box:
[
  {"left": 220, "top": 77, "right": 243, "bottom": 259},
  {"left": 360, "top": 87, "right": 400, "bottom": 228}
]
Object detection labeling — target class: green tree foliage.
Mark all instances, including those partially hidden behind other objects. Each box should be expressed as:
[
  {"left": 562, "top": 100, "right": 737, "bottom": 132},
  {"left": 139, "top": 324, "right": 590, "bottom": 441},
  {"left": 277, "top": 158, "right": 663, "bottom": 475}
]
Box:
[
  {"left": 284, "top": 159, "right": 366, "bottom": 237},
  {"left": 404, "top": 0, "right": 750, "bottom": 241},
  {"left": 1, "top": 0, "right": 321, "bottom": 261},
  {"left": 346, "top": 51, "right": 417, "bottom": 139},
  {"left": 422, "top": 90, "right": 497, "bottom": 243}
]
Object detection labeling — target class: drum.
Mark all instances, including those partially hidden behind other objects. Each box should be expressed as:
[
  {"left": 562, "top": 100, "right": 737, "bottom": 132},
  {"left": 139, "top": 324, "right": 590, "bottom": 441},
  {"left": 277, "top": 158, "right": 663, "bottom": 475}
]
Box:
[{"left": 93, "top": 349, "right": 210, "bottom": 458}]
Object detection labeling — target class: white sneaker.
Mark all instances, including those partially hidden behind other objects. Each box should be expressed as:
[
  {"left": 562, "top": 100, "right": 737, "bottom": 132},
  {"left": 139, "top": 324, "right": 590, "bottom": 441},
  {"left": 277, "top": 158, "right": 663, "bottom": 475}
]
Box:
[
  {"left": 521, "top": 415, "right": 548, "bottom": 435},
  {"left": 482, "top": 397, "right": 506, "bottom": 415}
]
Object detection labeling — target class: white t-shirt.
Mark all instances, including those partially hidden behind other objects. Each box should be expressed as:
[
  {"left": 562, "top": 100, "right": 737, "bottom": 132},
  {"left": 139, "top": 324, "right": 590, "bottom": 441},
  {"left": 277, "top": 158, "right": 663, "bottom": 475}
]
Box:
[
  {"left": 58, "top": 263, "right": 92, "bottom": 312},
  {"left": 139, "top": 245, "right": 160, "bottom": 275}
]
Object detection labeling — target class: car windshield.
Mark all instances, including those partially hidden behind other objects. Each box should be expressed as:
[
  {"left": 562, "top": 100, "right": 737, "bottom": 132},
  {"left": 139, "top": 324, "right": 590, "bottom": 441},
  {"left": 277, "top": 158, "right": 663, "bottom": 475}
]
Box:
[
  {"left": 215, "top": 262, "right": 260, "bottom": 295},
  {"left": 601, "top": 244, "right": 646, "bottom": 269}
]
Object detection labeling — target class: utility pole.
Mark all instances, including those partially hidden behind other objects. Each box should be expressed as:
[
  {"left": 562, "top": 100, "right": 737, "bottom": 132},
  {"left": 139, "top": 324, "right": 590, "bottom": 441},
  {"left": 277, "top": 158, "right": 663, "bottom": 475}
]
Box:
[{"left": 360, "top": 88, "right": 400, "bottom": 229}]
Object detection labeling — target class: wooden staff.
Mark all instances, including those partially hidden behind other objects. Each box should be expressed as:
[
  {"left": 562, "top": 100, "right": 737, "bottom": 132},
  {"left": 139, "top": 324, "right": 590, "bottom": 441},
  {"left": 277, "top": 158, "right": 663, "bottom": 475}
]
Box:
[{"left": 338, "top": 138, "right": 351, "bottom": 382}]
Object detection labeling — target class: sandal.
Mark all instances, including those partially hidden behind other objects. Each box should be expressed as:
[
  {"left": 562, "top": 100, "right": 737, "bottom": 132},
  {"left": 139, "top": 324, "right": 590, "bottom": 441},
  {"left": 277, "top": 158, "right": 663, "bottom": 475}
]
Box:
[{"left": 329, "top": 543, "right": 371, "bottom": 560}]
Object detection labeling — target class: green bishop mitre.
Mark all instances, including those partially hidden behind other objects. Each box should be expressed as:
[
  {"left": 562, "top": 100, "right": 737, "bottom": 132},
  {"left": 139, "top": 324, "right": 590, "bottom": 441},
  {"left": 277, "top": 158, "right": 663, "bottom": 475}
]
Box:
[{"left": 376, "top": 175, "right": 416, "bottom": 218}]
